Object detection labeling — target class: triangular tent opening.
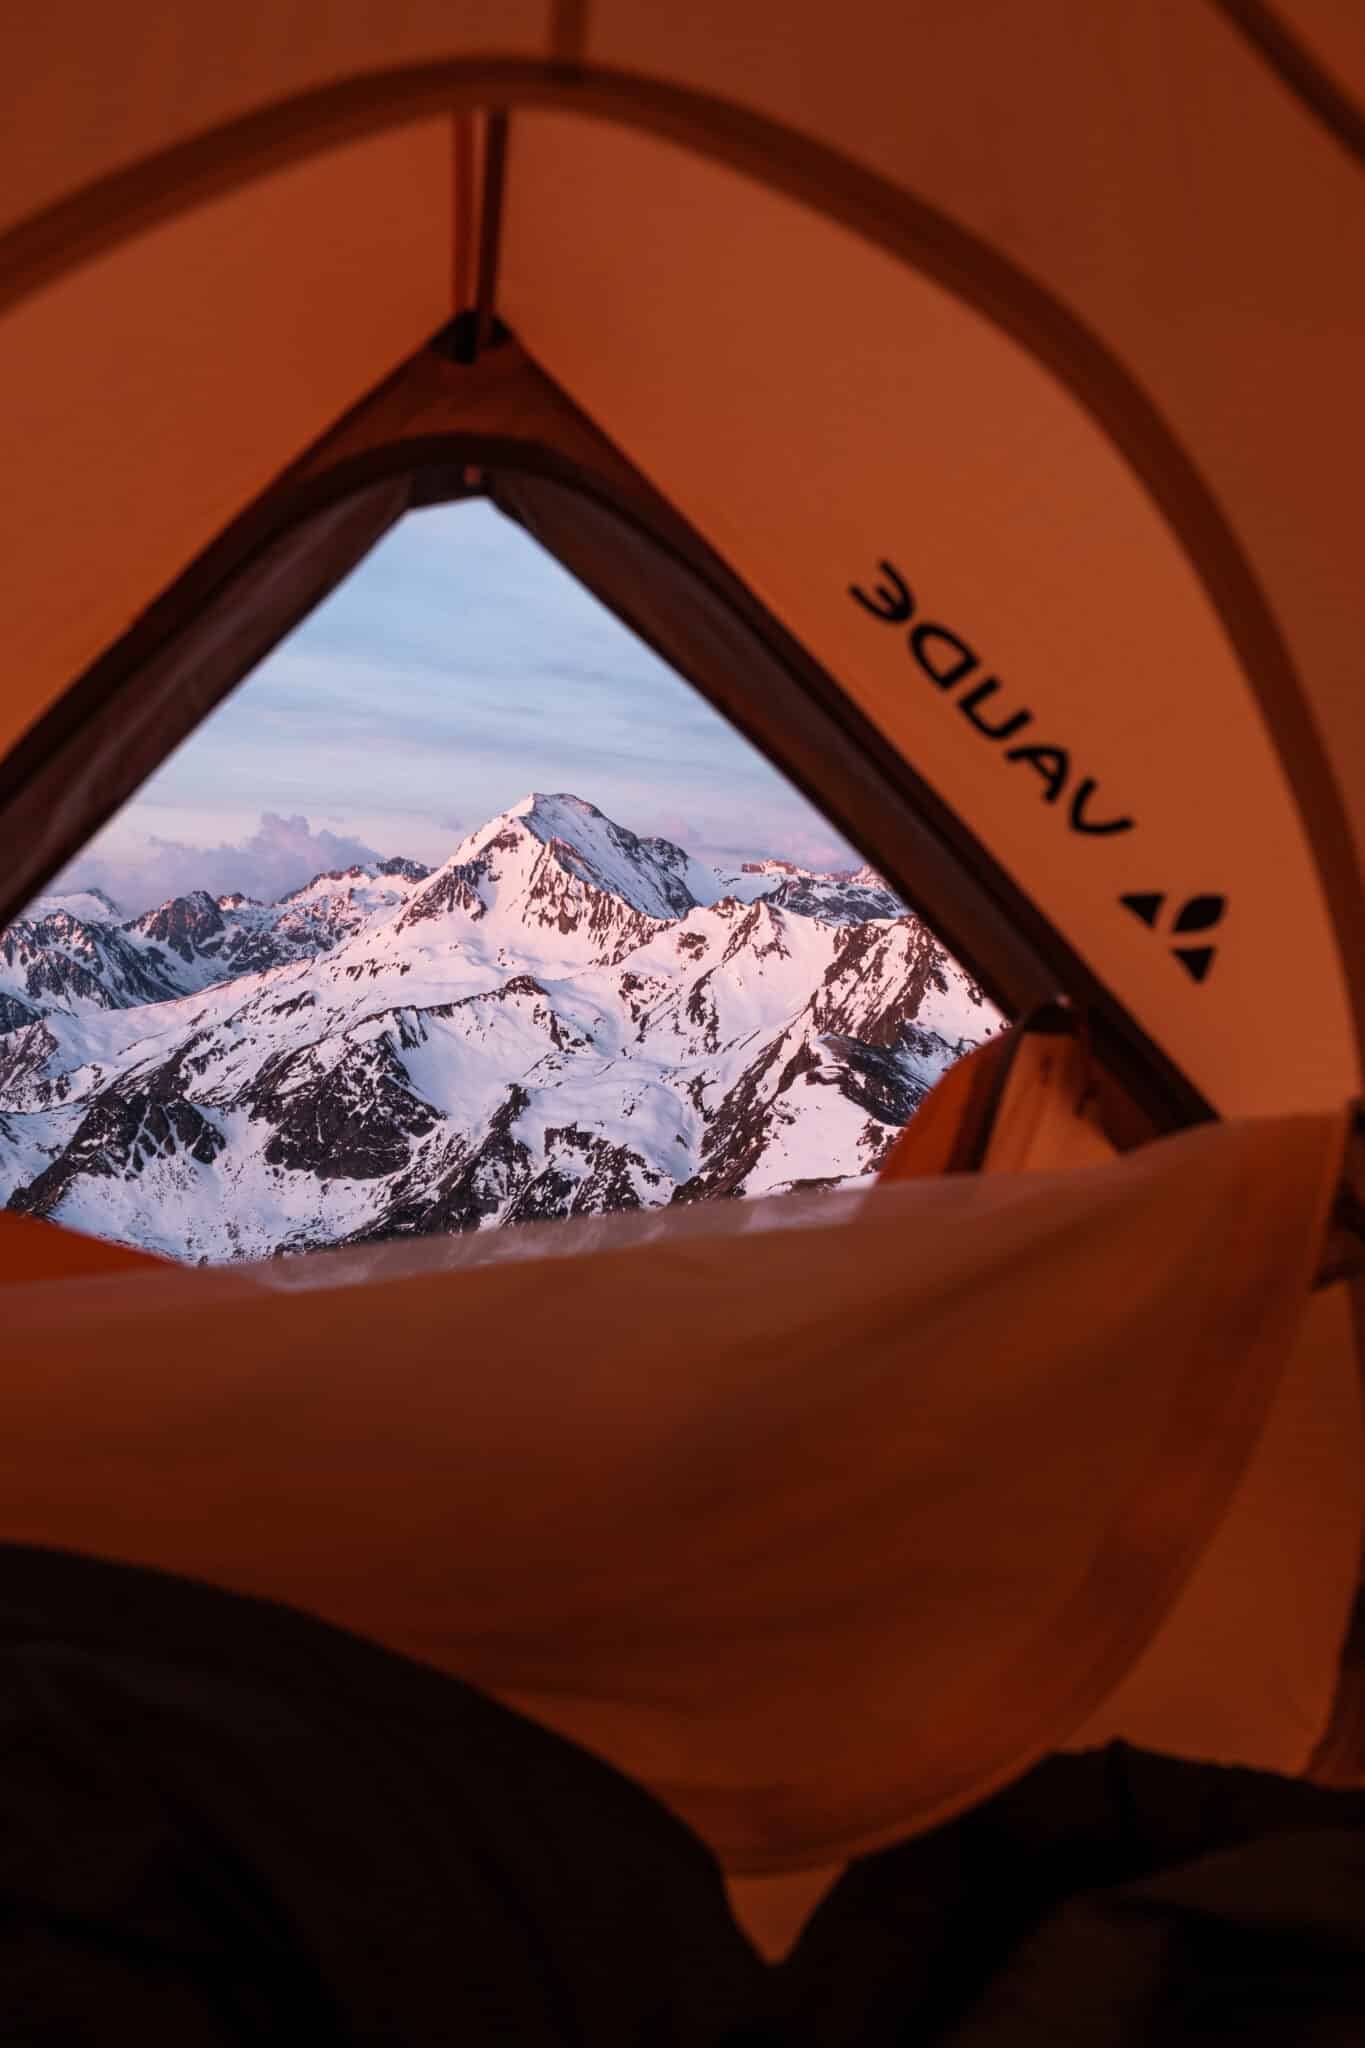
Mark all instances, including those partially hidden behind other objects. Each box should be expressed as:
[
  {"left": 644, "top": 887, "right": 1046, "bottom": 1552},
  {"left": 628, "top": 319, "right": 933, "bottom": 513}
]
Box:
[{"left": 0, "top": 498, "right": 1006, "bottom": 1262}]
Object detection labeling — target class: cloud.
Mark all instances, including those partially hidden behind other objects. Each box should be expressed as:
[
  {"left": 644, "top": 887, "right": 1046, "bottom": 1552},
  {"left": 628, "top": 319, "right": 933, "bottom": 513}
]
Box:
[
  {"left": 643, "top": 809, "right": 700, "bottom": 850},
  {"left": 56, "top": 813, "right": 383, "bottom": 917},
  {"left": 763, "top": 821, "right": 863, "bottom": 871},
  {"left": 673, "top": 798, "right": 860, "bottom": 875},
  {"left": 74, "top": 505, "right": 864, "bottom": 899},
  {"left": 694, "top": 826, "right": 860, "bottom": 875}
]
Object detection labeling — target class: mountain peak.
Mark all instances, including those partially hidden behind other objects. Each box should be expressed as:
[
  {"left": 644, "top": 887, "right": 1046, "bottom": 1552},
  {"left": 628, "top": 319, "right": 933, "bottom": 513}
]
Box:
[
  {"left": 275, "top": 857, "right": 431, "bottom": 907},
  {"left": 128, "top": 889, "right": 226, "bottom": 961},
  {"left": 420, "top": 794, "right": 717, "bottom": 932},
  {"left": 24, "top": 884, "right": 126, "bottom": 925},
  {"left": 277, "top": 864, "right": 372, "bottom": 904}
]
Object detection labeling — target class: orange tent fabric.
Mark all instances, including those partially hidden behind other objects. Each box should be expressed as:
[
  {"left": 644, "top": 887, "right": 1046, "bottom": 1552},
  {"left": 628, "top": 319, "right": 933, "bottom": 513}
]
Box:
[
  {"left": 0, "top": 1213, "right": 166, "bottom": 1284},
  {"left": 1, "top": 1109, "right": 1348, "bottom": 1876}
]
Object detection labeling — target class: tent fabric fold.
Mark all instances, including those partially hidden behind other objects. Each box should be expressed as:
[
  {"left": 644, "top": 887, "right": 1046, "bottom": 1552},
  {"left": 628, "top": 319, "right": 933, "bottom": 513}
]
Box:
[{"left": 2, "top": 1109, "right": 1349, "bottom": 1873}]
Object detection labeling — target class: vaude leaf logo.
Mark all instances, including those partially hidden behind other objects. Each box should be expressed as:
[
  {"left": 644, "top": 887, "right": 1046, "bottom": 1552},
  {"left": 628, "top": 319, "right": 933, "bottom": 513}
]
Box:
[{"left": 1119, "top": 893, "right": 1226, "bottom": 984}]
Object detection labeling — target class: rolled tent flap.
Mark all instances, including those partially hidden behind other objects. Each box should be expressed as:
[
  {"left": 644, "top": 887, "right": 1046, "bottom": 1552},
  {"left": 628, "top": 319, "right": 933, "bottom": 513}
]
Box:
[{"left": 1, "top": 1109, "right": 1349, "bottom": 1873}]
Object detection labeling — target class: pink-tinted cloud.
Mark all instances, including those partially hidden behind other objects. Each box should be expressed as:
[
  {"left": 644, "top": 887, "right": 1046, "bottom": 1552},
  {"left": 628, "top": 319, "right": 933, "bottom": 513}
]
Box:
[{"left": 56, "top": 813, "right": 384, "bottom": 917}]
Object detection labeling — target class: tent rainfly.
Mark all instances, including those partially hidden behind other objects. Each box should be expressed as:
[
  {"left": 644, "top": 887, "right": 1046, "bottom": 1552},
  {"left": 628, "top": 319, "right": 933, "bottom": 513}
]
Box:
[{"left": 1, "top": 0, "right": 1364, "bottom": 1961}]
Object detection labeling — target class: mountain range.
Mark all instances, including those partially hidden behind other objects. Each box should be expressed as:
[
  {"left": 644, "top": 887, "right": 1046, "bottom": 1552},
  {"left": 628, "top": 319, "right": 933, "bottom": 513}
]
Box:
[{"left": 0, "top": 793, "right": 999, "bottom": 1261}]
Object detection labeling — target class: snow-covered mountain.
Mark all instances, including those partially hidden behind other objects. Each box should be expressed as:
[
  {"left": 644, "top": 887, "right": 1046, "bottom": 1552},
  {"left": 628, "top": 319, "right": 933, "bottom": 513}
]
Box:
[
  {"left": 0, "top": 857, "right": 434, "bottom": 1035},
  {"left": 0, "top": 794, "right": 999, "bottom": 1261},
  {"left": 711, "top": 859, "right": 902, "bottom": 921}
]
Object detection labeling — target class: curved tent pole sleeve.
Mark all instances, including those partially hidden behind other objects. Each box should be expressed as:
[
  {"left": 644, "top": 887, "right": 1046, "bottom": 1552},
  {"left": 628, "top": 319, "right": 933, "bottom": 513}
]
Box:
[
  {"left": 452, "top": 113, "right": 477, "bottom": 318},
  {"left": 475, "top": 113, "right": 509, "bottom": 355},
  {"left": 1209, "top": 0, "right": 1365, "bottom": 167},
  {"left": 442, "top": 110, "right": 509, "bottom": 365},
  {"left": 444, "top": 109, "right": 512, "bottom": 363},
  {"left": 550, "top": 0, "right": 591, "bottom": 74}
]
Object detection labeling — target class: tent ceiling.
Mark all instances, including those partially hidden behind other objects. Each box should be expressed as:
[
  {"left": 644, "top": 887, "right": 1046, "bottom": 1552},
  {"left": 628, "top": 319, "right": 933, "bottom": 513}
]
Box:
[
  {"left": 497, "top": 115, "right": 1354, "bottom": 1118},
  {"left": 1232, "top": 0, "right": 1365, "bottom": 145},
  {"left": 0, "top": 2, "right": 543, "bottom": 244},
  {"left": 1, "top": 0, "right": 1361, "bottom": 1123},
  {"left": 0, "top": 123, "right": 452, "bottom": 765}
]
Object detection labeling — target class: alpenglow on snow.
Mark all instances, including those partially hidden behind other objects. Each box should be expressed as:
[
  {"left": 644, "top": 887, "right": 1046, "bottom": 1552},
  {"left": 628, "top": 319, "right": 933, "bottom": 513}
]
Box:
[{"left": 0, "top": 794, "right": 998, "bottom": 1261}]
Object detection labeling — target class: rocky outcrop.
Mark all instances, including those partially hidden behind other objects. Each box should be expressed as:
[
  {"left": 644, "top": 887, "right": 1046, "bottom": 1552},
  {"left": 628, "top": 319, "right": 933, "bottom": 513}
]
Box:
[
  {"left": 245, "top": 1034, "right": 440, "bottom": 1180},
  {"left": 11, "top": 1086, "right": 224, "bottom": 1219},
  {"left": 128, "top": 889, "right": 226, "bottom": 963}
]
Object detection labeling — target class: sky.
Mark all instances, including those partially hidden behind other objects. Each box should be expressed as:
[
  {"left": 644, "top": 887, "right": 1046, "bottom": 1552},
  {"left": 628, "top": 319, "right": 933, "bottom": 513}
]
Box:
[{"left": 59, "top": 501, "right": 859, "bottom": 913}]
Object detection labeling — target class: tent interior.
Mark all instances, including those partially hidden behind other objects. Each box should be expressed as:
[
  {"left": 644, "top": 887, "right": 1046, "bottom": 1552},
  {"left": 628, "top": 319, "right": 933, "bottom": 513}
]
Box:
[{"left": 2, "top": 0, "right": 1364, "bottom": 1991}]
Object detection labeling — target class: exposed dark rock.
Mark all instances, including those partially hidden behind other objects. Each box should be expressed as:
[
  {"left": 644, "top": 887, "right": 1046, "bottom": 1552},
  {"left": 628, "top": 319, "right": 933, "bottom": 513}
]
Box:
[
  {"left": 721, "top": 901, "right": 790, "bottom": 966},
  {"left": 2, "top": 912, "right": 184, "bottom": 1010},
  {"left": 23, "top": 952, "right": 120, "bottom": 1008},
  {"left": 672, "top": 1031, "right": 799, "bottom": 1203},
  {"left": 246, "top": 1030, "right": 439, "bottom": 1181},
  {"left": 397, "top": 861, "right": 489, "bottom": 928},
  {"left": 526, "top": 1123, "right": 663, "bottom": 1219},
  {"left": 684, "top": 970, "right": 722, "bottom": 1055},
  {"left": 353, "top": 1084, "right": 534, "bottom": 1239},
  {"left": 127, "top": 890, "right": 225, "bottom": 963},
  {"left": 766, "top": 873, "right": 904, "bottom": 923},
  {"left": 0, "top": 993, "right": 41, "bottom": 1035},
  {"left": 0, "top": 1021, "right": 62, "bottom": 1103},
  {"left": 821, "top": 1033, "right": 939, "bottom": 1126},
  {"left": 10, "top": 1086, "right": 225, "bottom": 1218}
]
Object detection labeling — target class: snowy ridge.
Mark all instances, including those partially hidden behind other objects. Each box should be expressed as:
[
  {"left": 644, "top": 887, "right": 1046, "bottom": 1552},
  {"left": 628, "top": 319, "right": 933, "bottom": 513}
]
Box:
[{"left": 0, "top": 795, "right": 999, "bottom": 1259}]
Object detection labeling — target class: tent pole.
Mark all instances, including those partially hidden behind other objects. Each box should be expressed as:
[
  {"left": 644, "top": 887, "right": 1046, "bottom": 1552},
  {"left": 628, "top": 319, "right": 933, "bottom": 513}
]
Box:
[{"left": 475, "top": 113, "right": 508, "bottom": 357}]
